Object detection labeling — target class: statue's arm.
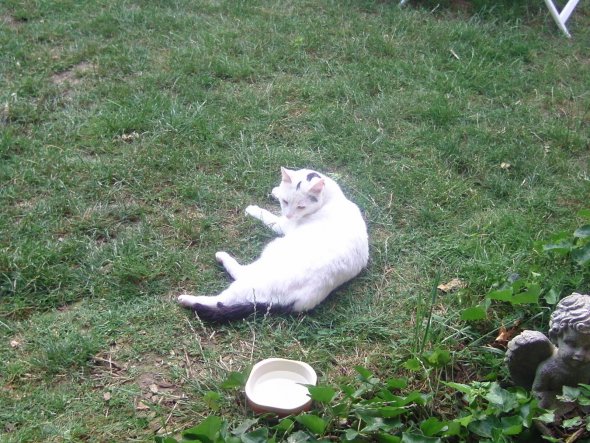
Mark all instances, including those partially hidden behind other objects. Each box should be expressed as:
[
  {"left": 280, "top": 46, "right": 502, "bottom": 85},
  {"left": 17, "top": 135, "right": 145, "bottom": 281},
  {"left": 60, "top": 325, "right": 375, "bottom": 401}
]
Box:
[{"left": 532, "top": 360, "right": 559, "bottom": 408}]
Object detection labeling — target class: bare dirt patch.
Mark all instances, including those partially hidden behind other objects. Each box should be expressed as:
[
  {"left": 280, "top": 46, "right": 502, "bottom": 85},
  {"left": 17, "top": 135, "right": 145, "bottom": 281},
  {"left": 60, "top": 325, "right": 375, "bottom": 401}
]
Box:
[
  {"left": 91, "top": 349, "right": 200, "bottom": 434},
  {"left": 1, "top": 14, "right": 22, "bottom": 29},
  {"left": 51, "top": 61, "right": 96, "bottom": 91}
]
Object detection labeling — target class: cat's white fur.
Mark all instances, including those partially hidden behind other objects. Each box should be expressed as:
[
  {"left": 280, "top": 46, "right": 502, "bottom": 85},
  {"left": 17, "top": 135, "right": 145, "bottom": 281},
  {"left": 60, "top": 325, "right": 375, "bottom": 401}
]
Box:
[{"left": 178, "top": 167, "right": 368, "bottom": 321}]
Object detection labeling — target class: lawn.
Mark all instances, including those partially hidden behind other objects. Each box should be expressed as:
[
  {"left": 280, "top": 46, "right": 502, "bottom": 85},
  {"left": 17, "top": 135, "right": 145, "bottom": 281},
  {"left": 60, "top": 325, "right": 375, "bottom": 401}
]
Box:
[{"left": 1, "top": 0, "right": 589, "bottom": 441}]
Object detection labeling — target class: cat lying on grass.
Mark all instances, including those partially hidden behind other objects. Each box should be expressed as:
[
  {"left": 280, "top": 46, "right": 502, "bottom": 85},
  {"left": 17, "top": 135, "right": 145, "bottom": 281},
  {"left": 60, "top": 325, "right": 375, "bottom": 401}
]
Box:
[{"left": 178, "top": 167, "right": 369, "bottom": 322}]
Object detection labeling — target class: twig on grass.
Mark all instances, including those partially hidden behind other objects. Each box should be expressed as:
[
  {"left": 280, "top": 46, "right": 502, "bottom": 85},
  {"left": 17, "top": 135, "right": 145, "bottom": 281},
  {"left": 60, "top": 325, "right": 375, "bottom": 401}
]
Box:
[
  {"left": 93, "top": 355, "right": 125, "bottom": 372},
  {"left": 165, "top": 401, "right": 178, "bottom": 427},
  {"left": 0, "top": 320, "right": 13, "bottom": 331},
  {"left": 183, "top": 348, "right": 193, "bottom": 379}
]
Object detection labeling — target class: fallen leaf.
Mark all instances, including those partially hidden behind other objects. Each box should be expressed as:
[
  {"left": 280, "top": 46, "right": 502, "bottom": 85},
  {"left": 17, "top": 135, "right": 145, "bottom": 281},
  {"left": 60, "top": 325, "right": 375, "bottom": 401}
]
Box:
[
  {"left": 149, "top": 418, "right": 162, "bottom": 432},
  {"left": 103, "top": 392, "right": 111, "bottom": 401},
  {"left": 10, "top": 340, "right": 20, "bottom": 348},
  {"left": 500, "top": 162, "right": 511, "bottom": 170},
  {"left": 120, "top": 131, "right": 139, "bottom": 142},
  {"left": 149, "top": 383, "right": 159, "bottom": 394},
  {"left": 437, "top": 278, "right": 466, "bottom": 293},
  {"left": 492, "top": 321, "right": 522, "bottom": 349},
  {"left": 136, "top": 401, "right": 150, "bottom": 411}
]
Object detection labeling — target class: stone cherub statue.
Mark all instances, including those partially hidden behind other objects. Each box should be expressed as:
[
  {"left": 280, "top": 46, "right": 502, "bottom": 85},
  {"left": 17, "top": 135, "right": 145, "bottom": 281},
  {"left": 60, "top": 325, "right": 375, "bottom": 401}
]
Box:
[{"left": 506, "top": 292, "right": 590, "bottom": 414}]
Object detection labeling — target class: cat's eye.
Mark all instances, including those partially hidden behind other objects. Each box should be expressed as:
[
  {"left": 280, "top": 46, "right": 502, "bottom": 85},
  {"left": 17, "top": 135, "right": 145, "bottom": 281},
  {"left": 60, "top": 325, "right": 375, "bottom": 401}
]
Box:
[
  {"left": 297, "top": 205, "right": 306, "bottom": 210},
  {"left": 282, "top": 199, "right": 289, "bottom": 206}
]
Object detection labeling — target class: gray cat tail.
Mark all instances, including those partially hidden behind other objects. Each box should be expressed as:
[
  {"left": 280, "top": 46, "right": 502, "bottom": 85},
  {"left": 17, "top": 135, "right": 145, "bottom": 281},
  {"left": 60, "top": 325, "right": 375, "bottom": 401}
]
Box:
[{"left": 191, "top": 301, "right": 295, "bottom": 322}]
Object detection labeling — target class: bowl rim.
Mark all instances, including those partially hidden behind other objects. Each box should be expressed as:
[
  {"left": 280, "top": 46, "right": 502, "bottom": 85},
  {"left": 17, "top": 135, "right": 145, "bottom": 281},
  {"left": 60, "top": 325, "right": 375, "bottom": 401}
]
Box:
[{"left": 245, "top": 357, "right": 317, "bottom": 414}]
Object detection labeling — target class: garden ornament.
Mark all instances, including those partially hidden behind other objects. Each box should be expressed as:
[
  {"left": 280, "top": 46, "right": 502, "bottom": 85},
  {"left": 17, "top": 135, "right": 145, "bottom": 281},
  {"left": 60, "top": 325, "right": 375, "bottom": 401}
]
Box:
[{"left": 506, "top": 292, "right": 590, "bottom": 414}]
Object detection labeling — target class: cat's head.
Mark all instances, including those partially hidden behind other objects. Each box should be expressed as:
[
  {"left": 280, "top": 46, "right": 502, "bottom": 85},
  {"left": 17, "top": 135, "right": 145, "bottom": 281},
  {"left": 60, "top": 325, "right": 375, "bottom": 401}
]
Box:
[{"left": 273, "top": 167, "right": 325, "bottom": 220}]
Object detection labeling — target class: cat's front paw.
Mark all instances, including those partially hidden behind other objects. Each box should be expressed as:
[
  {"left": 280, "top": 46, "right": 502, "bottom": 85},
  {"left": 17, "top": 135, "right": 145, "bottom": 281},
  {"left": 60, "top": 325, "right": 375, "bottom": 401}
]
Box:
[
  {"left": 271, "top": 187, "right": 280, "bottom": 200},
  {"left": 245, "top": 205, "right": 262, "bottom": 218}
]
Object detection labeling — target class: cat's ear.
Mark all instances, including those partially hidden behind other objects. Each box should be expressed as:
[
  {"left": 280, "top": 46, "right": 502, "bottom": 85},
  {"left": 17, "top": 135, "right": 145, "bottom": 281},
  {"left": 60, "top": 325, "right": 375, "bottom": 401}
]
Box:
[
  {"left": 309, "top": 178, "right": 325, "bottom": 195},
  {"left": 281, "top": 167, "right": 293, "bottom": 183}
]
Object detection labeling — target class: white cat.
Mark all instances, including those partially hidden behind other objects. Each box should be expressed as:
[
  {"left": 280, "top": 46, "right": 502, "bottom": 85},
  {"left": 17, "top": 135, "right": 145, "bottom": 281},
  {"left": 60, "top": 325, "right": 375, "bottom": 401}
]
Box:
[{"left": 178, "top": 167, "right": 369, "bottom": 321}]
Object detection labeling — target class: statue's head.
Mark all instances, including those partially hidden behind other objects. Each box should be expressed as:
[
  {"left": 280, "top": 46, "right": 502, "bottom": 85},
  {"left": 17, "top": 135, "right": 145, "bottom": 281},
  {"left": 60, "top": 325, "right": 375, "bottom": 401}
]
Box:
[
  {"left": 549, "top": 293, "right": 590, "bottom": 341},
  {"left": 548, "top": 293, "right": 590, "bottom": 367}
]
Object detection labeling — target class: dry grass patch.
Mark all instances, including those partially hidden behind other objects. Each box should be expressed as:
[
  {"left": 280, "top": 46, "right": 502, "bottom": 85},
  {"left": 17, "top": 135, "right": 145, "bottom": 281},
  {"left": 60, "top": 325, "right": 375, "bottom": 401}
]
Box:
[
  {"left": 51, "top": 61, "right": 95, "bottom": 86},
  {"left": 1, "top": 14, "right": 21, "bottom": 29}
]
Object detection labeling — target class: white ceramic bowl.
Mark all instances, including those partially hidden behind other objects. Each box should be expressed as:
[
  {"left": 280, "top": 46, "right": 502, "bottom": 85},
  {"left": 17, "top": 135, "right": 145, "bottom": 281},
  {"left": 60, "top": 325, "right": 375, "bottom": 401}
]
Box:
[{"left": 245, "top": 358, "right": 317, "bottom": 416}]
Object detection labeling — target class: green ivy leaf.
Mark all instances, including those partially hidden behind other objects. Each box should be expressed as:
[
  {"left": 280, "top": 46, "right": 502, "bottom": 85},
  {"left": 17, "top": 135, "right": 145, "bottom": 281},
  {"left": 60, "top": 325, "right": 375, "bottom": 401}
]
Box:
[
  {"left": 487, "top": 288, "right": 513, "bottom": 302},
  {"left": 155, "top": 437, "right": 179, "bottom": 443},
  {"left": 444, "top": 382, "right": 472, "bottom": 395},
  {"left": 401, "top": 391, "right": 429, "bottom": 406},
  {"left": 403, "top": 358, "right": 421, "bottom": 371},
  {"left": 376, "top": 432, "right": 401, "bottom": 442},
  {"left": 344, "top": 429, "right": 359, "bottom": 441},
  {"left": 460, "top": 305, "right": 487, "bottom": 321},
  {"left": 572, "top": 242, "right": 590, "bottom": 266},
  {"left": 420, "top": 417, "right": 447, "bottom": 436},
  {"left": 354, "top": 366, "right": 374, "bottom": 381},
  {"left": 455, "top": 414, "right": 474, "bottom": 427},
  {"left": 536, "top": 410, "right": 555, "bottom": 424},
  {"left": 386, "top": 378, "right": 408, "bottom": 390},
  {"left": 295, "top": 414, "right": 327, "bottom": 435},
  {"left": 231, "top": 418, "right": 258, "bottom": 436},
  {"left": 574, "top": 224, "right": 590, "bottom": 238},
  {"left": 562, "top": 416, "right": 582, "bottom": 429},
  {"left": 400, "top": 432, "right": 442, "bottom": 442},
  {"left": 517, "top": 400, "right": 536, "bottom": 427},
  {"left": 511, "top": 283, "right": 540, "bottom": 305},
  {"left": 341, "top": 385, "right": 355, "bottom": 398},
  {"left": 577, "top": 209, "right": 590, "bottom": 219},
  {"left": 377, "top": 388, "right": 397, "bottom": 402},
  {"left": 183, "top": 416, "right": 223, "bottom": 443},
  {"left": 484, "top": 383, "right": 519, "bottom": 412},
  {"left": 273, "top": 418, "right": 295, "bottom": 436},
  {"left": 544, "top": 287, "right": 560, "bottom": 305},
  {"left": 558, "top": 385, "right": 581, "bottom": 402},
  {"left": 331, "top": 402, "right": 349, "bottom": 417},
  {"left": 286, "top": 430, "right": 314, "bottom": 442},
  {"left": 468, "top": 415, "right": 500, "bottom": 438},
  {"left": 307, "top": 385, "right": 337, "bottom": 403},
  {"left": 221, "top": 371, "right": 246, "bottom": 390},
  {"left": 203, "top": 391, "right": 221, "bottom": 411},
  {"left": 500, "top": 415, "right": 523, "bottom": 435},
  {"left": 543, "top": 232, "right": 573, "bottom": 254},
  {"left": 372, "top": 406, "right": 409, "bottom": 418},
  {"left": 424, "top": 349, "right": 451, "bottom": 367},
  {"left": 441, "top": 420, "right": 461, "bottom": 437},
  {"left": 240, "top": 428, "right": 269, "bottom": 443}
]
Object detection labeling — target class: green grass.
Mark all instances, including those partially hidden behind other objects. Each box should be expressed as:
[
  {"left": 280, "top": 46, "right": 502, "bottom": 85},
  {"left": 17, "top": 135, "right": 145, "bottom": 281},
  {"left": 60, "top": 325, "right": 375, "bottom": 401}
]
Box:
[{"left": 1, "top": 0, "right": 589, "bottom": 441}]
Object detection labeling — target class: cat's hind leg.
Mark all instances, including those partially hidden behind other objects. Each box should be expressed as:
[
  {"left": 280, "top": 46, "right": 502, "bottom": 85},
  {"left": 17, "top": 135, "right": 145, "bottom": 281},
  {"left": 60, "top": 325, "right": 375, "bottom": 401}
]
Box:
[
  {"left": 178, "top": 283, "right": 292, "bottom": 322},
  {"left": 215, "top": 251, "right": 244, "bottom": 280},
  {"left": 178, "top": 294, "right": 214, "bottom": 309},
  {"left": 178, "top": 281, "right": 247, "bottom": 310}
]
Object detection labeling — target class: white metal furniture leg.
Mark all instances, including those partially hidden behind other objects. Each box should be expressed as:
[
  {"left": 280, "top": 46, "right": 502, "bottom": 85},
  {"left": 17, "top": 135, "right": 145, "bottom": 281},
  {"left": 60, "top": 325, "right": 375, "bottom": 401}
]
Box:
[{"left": 544, "top": 0, "right": 580, "bottom": 38}]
